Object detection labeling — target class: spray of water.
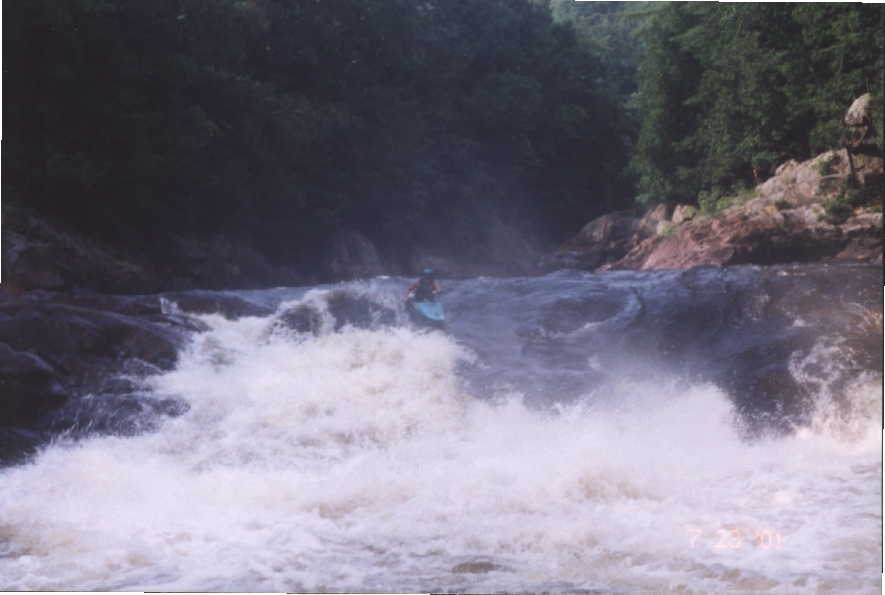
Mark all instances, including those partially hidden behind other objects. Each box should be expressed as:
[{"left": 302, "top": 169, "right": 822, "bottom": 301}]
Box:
[{"left": 0, "top": 289, "right": 880, "bottom": 593}]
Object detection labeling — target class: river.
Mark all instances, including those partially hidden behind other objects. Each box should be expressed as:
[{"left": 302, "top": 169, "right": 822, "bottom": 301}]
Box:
[{"left": 0, "top": 264, "right": 881, "bottom": 593}]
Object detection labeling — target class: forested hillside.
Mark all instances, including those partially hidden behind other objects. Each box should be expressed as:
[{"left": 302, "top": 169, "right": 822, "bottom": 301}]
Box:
[
  {"left": 630, "top": 2, "right": 883, "bottom": 208},
  {"left": 4, "top": 1, "right": 882, "bottom": 286},
  {"left": 5, "top": 0, "right": 631, "bottom": 279}
]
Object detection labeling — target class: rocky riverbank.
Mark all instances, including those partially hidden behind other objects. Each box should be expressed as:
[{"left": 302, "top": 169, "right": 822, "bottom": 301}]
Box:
[
  {"left": 548, "top": 94, "right": 883, "bottom": 273},
  {"left": 548, "top": 144, "right": 882, "bottom": 272}
]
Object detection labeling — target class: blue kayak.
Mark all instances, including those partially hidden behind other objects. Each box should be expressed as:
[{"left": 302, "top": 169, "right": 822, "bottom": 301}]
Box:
[
  {"left": 408, "top": 299, "right": 445, "bottom": 329},
  {"left": 412, "top": 300, "right": 445, "bottom": 322}
]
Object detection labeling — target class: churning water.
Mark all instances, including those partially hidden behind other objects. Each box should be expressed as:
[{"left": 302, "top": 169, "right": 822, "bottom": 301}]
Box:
[{"left": 0, "top": 266, "right": 881, "bottom": 593}]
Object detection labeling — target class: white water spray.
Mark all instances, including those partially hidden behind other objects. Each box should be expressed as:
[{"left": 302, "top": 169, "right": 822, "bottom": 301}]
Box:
[{"left": 0, "top": 288, "right": 880, "bottom": 593}]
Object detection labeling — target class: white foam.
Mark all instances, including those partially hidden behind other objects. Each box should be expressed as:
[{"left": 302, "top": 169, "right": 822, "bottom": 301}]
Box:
[{"left": 0, "top": 295, "right": 879, "bottom": 593}]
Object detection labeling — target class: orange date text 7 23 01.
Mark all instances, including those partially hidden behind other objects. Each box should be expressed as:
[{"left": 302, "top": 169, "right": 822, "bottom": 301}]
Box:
[{"left": 686, "top": 526, "right": 784, "bottom": 550}]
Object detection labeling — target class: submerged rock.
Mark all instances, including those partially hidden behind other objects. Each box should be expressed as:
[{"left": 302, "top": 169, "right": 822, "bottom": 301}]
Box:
[
  {"left": 276, "top": 304, "right": 325, "bottom": 335},
  {"left": 274, "top": 291, "right": 397, "bottom": 336},
  {"left": 326, "top": 291, "right": 397, "bottom": 330}
]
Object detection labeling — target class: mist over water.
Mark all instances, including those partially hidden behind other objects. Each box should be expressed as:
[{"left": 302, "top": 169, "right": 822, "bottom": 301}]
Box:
[{"left": 0, "top": 267, "right": 881, "bottom": 593}]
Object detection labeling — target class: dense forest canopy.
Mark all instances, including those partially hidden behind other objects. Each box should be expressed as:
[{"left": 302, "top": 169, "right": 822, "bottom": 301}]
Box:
[
  {"left": 4, "top": 1, "right": 882, "bottom": 279},
  {"left": 4, "top": 0, "right": 631, "bottom": 275},
  {"left": 628, "top": 2, "right": 883, "bottom": 207}
]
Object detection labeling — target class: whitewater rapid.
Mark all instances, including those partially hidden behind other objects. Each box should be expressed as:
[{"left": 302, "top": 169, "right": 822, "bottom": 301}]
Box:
[{"left": 0, "top": 276, "right": 881, "bottom": 593}]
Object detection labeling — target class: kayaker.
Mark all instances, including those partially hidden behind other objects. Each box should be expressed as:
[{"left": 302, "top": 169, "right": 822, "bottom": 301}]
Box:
[{"left": 406, "top": 268, "right": 441, "bottom": 302}]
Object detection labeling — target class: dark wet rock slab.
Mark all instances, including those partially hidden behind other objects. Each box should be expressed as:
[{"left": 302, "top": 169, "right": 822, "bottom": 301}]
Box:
[
  {"left": 446, "top": 263, "right": 881, "bottom": 437},
  {"left": 0, "top": 291, "right": 198, "bottom": 466},
  {"left": 162, "top": 291, "right": 274, "bottom": 320}
]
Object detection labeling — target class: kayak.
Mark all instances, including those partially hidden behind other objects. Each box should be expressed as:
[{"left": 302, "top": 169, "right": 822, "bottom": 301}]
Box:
[{"left": 408, "top": 299, "right": 445, "bottom": 329}]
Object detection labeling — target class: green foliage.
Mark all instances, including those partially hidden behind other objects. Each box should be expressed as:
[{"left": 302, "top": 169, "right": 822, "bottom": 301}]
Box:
[
  {"left": 843, "top": 181, "right": 881, "bottom": 209},
  {"left": 774, "top": 199, "right": 793, "bottom": 211},
  {"left": 751, "top": 151, "right": 777, "bottom": 179},
  {"left": 697, "top": 188, "right": 727, "bottom": 216},
  {"left": 6, "top": 0, "right": 635, "bottom": 272},
  {"left": 821, "top": 197, "right": 854, "bottom": 224},
  {"left": 816, "top": 153, "right": 842, "bottom": 176},
  {"left": 819, "top": 180, "right": 879, "bottom": 223},
  {"left": 548, "top": 1, "right": 656, "bottom": 101},
  {"left": 698, "top": 187, "right": 758, "bottom": 216},
  {"left": 632, "top": 3, "right": 883, "bottom": 206}
]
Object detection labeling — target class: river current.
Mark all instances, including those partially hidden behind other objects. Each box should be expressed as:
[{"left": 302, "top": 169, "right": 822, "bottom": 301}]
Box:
[{"left": 0, "top": 265, "right": 881, "bottom": 593}]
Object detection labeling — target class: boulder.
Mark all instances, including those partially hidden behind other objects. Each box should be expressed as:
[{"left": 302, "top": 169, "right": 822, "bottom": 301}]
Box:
[
  {"left": 274, "top": 291, "right": 397, "bottom": 336},
  {"left": 844, "top": 93, "right": 873, "bottom": 127},
  {"left": 548, "top": 211, "right": 644, "bottom": 270},
  {"left": 276, "top": 304, "right": 324, "bottom": 335},
  {"left": 326, "top": 291, "right": 397, "bottom": 330},
  {"left": 671, "top": 204, "right": 698, "bottom": 225},
  {"left": 836, "top": 212, "right": 884, "bottom": 263},
  {"left": 638, "top": 203, "right": 672, "bottom": 235}
]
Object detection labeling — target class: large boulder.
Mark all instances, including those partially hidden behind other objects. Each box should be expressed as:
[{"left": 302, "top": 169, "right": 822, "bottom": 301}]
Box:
[
  {"left": 844, "top": 93, "right": 873, "bottom": 127},
  {"left": 546, "top": 211, "right": 646, "bottom": 270},
  {"left": 0, "top": 303, "right": 184, "bottom": 383},
  {"left": 757, "top": 150, "right": 872, "bottom": 200}
]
